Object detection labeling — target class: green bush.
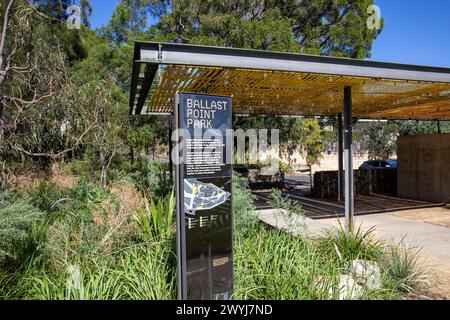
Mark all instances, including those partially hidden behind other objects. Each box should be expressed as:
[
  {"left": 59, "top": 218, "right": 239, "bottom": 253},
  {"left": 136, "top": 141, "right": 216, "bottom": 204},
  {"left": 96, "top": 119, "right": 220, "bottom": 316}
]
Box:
[
  {"left": 0, "top": 193, "right": 43, "bottom": 266},
  {"left": 28, "top": 181, "right": 70, "bottom": 216},
  {"left": 318, "top": 224, "right": 384, "bottom": 265},
  {"left": 232, "top": 173, "right": 258, "bottom": 238},
  {"left": 133, "top": 160, "right": 172, "bottom": 199},
  {"left": 380, "top": 243, "right": 425, "bottom": 293},
  {"left": 234, "top": 229, "right": 337, "bottom": 300},
  {"left": 135, "top": 190, "right": 175, "bottom": 242},
  {"left": 26, "top": 242, "right": 176, "bottom": 300}
]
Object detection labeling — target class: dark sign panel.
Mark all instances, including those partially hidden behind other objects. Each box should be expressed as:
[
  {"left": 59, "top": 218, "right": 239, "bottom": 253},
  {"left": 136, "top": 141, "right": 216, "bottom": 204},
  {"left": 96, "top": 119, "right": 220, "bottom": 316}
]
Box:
[{"left": 175, "top": 93, "right": 233, "bottom": 300}]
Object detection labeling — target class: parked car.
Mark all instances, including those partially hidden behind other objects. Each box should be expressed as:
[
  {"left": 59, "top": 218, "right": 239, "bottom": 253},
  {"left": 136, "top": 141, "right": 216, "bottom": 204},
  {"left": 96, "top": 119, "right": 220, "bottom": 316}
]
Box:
[
  {"left": 359, "top": 160, "right": 395, "bottom": 170},
  {"left": 386, "top": 159, "right": 398, "bottom": 169}
]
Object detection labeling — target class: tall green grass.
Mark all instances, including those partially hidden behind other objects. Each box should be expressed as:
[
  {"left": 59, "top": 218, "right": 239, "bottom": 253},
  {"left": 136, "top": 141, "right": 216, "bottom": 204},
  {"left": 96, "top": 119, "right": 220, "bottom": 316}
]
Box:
[
  {"left": 0, "top": 192, "right": 43, "bottom": 266},
  {"left": 26, "top": 243, "right": 176, "bottom": 300},
  {"left": 0, "top": 173, "right": 426, "bottom": 300},
  {"left": 234, "top": 229, "right": 338, "bottom": 300},
  {"left": 135, "top": 190, "right": 175, "bottom": 242}
]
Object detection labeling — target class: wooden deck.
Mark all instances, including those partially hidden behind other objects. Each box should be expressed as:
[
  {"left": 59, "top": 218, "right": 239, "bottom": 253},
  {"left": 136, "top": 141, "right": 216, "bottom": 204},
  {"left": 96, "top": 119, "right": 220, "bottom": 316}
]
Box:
[{"left": 254, "top": 190, "right": 444, "bottom": 220}]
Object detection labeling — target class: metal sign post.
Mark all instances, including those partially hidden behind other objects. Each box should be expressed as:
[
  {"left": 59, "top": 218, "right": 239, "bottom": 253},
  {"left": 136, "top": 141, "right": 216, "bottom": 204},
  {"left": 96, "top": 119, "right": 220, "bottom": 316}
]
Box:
[{"left": 174, "top": 93, "right": 234, "bottom": 300}]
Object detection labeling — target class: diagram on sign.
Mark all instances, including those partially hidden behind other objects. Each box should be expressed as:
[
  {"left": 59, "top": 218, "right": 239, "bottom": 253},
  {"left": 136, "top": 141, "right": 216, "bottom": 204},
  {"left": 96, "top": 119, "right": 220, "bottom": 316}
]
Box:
[{"left": 183, "top": 179, "right": 231, "bottom": 215}]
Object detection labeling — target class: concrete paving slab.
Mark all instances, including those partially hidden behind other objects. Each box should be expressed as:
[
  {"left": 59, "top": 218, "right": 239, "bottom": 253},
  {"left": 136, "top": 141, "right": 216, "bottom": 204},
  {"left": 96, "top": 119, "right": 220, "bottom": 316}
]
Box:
[{"left": 256, "top": 208, "right": 336, "bottom": 240}]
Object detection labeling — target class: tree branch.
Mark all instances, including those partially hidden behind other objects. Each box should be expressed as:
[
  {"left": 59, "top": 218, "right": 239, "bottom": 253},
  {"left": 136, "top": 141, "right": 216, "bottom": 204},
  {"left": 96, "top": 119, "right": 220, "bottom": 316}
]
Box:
[{"left": 0, "top": 0, "right": 15, "bottom": 85}]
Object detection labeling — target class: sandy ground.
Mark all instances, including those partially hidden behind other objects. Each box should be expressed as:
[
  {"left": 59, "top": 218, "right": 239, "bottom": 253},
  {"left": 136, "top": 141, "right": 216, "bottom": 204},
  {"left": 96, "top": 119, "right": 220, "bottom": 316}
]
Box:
[
  {"left": 391, "top": 207, "right": 450, "bottom": 228},
  {"left": 320, "top": 208, "right": 450, "bottom": 299}
]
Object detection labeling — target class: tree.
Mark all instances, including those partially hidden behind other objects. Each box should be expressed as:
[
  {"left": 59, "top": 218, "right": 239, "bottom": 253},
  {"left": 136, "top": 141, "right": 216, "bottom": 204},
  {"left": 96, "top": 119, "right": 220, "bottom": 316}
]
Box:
[
  {"left": 99, "top": 0, "right": 150, "bottom": 46},
  {"left": 356, "top": 120, "right": 450, "bottom": 160},
  {"left": 358, "top": 121, "right": 396, "bottom": 160},
  {"left": 0, "top": 1, "right": 122, "bottom": 188},
  {"left": 271, "top": 0, "right": 383, "bottom": 58},
  {"left": 295, "top": 119, "right": 325, "bottom": 186},
  {"left": 147, "top": 0, "right": 382, "bottom": 57}
]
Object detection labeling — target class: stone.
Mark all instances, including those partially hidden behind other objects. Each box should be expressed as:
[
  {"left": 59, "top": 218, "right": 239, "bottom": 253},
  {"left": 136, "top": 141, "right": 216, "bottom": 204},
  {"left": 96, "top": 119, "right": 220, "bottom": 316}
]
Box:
[
  {"left": 314, "top": 275, "right": 364, "bottom": 300},
  {"left": 350, "top": 259, "right": 382, "bottom": 290},
  {"left": 334, "top": 275, "right": 364, "bottom": 300}
]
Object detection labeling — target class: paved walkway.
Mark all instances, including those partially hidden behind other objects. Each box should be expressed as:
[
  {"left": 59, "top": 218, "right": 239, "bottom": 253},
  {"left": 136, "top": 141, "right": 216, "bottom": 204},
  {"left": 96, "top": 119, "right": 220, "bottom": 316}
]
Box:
[{"left": 256, "top": 209, "right": 335, "bottom": 239}]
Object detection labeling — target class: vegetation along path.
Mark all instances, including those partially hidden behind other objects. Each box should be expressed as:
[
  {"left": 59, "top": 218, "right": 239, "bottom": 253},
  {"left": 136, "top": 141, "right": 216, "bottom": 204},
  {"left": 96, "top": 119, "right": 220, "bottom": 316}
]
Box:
[{"left": 320, "top": 209, "right": 450, "bottom": 299}]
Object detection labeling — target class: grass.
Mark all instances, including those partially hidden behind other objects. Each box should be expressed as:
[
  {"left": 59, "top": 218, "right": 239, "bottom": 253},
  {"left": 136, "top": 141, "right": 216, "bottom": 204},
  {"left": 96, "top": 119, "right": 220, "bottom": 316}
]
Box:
[
  {"left": 318, "top": 223, "right": 384, "bottom": 264},
  {"left": 234, "top": 228, "right": 337, "bottom": 300},
  {"left": 0, "top": 170, "right": 426, "bottom": 300},
  {"left": 26, "top": 242, "right": 176, "bottom": 300}
]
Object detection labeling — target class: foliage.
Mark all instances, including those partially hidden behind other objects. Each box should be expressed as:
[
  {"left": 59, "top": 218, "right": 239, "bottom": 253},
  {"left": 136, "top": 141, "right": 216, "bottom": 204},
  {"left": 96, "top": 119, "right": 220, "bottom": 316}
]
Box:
[
  {"left": 28, "top": 181, "right": 70, "bottom": 215},
  {"left": 356, "top": 120, "right": 449, "bottom": 160},
  {"left": 318, "top": 224, "right": 384, "bottom": 264},
  {"left": 99, "top": 0, "right": 150, "bottom": 46},
  {"left": 232, "top": 173, "right": 258, "bottom": 238},
  {"left": 135, "top": 190, "right": 175, "bottom": 242},
  {"left": 266, "top": 188, "right": 304, "bottom": 233},
  {"left": 357, "top": 121, "right": 398, "bottom": 160},
  {"left": 234, "top": 229, "right": 332, "bottom": 300},
  {"left": 380, "top": 243, "right": 426, "bottom": 292},
  {"left": 133, "top": 159, "right": 172, "bottom": 199},
  {"left": 0, "top": 193, "right": 43, "bottom": 265},
  {"left": 0, "top": 174, "right": 425, "bottom": 300},
  {"left": 150, "top": 0, "right": 382, "bottom": 58},
  {"left": 27, "top": 243, "right": 176, "bottom": 300}
]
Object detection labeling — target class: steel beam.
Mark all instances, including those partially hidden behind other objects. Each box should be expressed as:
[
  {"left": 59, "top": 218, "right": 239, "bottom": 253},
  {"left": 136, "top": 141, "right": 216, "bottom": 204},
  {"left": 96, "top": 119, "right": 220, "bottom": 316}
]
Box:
[
  {"left": 344, "top": 87, "right": 354, "bottom": 231},
  {"left": 137, "top": 42, "right": 450, "bottom": 83},
  {"left": 337, "top": 114, "right": 344, "bottom": 203},
  {"left": 133, "top": 64, "right": 158, "bottom": 116}
]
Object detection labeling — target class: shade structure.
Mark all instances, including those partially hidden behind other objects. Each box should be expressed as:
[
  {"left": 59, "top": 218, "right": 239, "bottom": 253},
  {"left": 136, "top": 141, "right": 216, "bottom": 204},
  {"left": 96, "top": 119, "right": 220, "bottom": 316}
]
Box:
[{"left": 130, "top": 42, "right": 450, "bottom": 120}]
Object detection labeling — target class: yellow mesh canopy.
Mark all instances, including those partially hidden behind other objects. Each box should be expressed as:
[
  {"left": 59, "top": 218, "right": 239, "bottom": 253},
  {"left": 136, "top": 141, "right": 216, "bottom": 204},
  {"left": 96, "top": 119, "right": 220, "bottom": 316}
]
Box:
[{"left": 147, "top": 66, "right": 450, "bottom": 119}]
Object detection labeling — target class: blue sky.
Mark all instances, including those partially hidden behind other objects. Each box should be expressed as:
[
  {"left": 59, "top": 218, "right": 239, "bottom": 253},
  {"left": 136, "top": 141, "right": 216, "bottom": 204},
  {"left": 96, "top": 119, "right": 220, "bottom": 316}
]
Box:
[{"left": 89, "top": 0, "right": 450, "bottom": 67}]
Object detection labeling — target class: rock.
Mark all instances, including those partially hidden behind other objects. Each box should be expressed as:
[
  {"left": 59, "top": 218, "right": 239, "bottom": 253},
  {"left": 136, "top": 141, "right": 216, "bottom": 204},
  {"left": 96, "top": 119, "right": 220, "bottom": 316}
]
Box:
[
  {"left": 335, "top": 275, "right": 364, "bottom": 300},
  {"left": 350, "top": 259, "right": 382, "bottom": 290},
  {"left": 314, "top": 275, "right": 364, "bottom": 300}
]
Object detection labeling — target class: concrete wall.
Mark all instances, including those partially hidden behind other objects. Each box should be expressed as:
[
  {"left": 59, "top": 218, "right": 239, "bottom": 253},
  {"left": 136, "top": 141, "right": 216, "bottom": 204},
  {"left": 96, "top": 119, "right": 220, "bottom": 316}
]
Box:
[{"left": 397, "top": 134, "right": 450, "bottom": 203}]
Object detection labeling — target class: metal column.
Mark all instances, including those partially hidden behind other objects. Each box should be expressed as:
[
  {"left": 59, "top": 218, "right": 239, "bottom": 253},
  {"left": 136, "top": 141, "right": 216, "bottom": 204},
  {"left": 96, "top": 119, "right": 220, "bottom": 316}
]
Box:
[
  {"left": 337, "top": 114, "right": 344, "bottom": 203},
  {"left": 344, "top": 87, "right": 354, "bottom": 231}
]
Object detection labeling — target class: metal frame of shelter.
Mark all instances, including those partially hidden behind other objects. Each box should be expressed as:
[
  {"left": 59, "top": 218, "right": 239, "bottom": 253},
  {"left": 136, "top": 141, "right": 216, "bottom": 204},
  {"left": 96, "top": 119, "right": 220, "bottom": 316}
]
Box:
[{"left": 129, "top": 41, "right": 450, "bottom": 229}]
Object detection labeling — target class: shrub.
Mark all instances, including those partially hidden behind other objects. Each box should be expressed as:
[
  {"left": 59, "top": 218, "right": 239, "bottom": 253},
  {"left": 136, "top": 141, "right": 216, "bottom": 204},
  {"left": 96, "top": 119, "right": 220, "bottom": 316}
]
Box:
[
  {"left": 267, "top": 188, "right": 304, "bottom": 231},
  {"left": 0, "top": 193, "right": 43, "bottom": 265},
  {"left": 113, "top": 243, "right": 176, "bottom": 300},
  {"left": 27, "top": 181, "right": 70, "bottom": 216},
  {"left": 380, "top": 242, "right": 426, "bottom": 292},
  {"left": 135, "top": 190, "right": 175, "bottom": 242},
  {"left": 234, "top": 229, "right": 338, "bottom": 300},
  {"left": 232, "top": 173, "right": 258, "bottom": 238},
  {"left": 26, "top": 242, "right": 176, "bottom": 300},
  {"left": 318, "top": 223, "right": 384, "bottom": 265},
  {"left": 133, "top": 160, "right": 172, "bottom": 199}
]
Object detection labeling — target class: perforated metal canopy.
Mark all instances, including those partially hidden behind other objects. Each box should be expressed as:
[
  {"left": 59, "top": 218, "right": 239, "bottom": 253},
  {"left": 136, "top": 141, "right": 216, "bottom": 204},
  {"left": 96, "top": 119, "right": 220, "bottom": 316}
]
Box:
[{"left": 130, "top": 42, "right": 450, "bottom": 120}]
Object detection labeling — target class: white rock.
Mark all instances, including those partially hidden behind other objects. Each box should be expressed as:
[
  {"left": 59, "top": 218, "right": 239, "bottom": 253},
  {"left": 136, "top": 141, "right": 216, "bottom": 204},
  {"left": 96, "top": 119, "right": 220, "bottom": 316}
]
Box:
[
  {"left": 334, "top": 275, "right": 364, "bottom": 300},
  {"left": 350, "top": 259, "right": 382, "bottom": 290},
  {"left": 314, "top": 275, "right": 364, "bottom": 300}
]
